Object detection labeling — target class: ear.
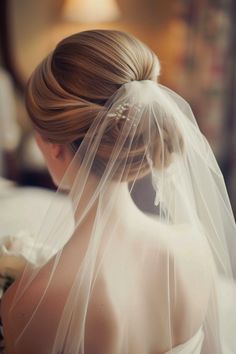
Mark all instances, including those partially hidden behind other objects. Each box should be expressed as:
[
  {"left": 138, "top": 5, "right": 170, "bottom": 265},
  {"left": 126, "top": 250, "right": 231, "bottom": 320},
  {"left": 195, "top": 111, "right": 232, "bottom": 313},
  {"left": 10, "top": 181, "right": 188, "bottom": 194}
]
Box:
[
  {"left": 50, "top": 144, "right": 64, "bottom": 160},
  {"left": 50, "top": 144, "right": 71, "bottom": 162},
  {"left": 34, "top": 132, "right": 73, "bottom": 166}
]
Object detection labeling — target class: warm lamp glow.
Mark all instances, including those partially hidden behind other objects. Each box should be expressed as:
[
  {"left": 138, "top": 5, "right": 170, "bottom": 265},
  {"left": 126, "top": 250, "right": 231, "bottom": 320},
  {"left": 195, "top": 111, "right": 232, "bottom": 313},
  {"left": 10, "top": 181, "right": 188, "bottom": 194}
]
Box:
[{"left": 63, "top": 0, "right": 120, "bottom": 23}]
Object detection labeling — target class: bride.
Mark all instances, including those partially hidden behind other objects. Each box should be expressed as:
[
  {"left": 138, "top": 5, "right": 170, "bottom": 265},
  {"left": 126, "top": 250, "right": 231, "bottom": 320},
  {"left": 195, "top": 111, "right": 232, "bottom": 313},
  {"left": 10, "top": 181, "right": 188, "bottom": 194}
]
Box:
[{"left": 1, "top": 29, "right": 236, "bottom": 354}]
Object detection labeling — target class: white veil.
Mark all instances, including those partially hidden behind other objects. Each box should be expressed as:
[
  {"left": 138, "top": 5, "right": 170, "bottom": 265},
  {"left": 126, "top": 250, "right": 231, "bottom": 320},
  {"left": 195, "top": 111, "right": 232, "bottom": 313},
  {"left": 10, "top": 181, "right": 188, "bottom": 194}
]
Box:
[{"left": 3, "top": 78, "right": 236, "bottom": 354}]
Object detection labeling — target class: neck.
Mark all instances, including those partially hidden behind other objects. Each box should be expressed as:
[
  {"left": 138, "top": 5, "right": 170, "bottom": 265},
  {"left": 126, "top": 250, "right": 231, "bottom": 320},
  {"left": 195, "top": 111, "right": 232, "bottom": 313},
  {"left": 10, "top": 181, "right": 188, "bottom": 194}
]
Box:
[{"left": 71, "top": 174, "right": 135, "bottom": 234}]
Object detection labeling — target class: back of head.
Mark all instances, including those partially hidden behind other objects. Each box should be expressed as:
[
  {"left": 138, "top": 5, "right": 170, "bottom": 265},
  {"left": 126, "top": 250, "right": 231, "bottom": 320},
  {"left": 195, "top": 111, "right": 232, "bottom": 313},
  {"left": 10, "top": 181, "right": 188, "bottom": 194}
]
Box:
[{"left": 25, "top": 29, "right": 182, "bottom": 181}]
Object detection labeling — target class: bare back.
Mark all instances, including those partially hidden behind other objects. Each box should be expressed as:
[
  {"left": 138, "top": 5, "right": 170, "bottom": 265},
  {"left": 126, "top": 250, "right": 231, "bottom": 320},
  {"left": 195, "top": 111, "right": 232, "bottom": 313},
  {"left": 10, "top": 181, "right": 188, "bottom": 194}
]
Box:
[{"left": 2, "top": 211, "right": 214, "bottom": 354}]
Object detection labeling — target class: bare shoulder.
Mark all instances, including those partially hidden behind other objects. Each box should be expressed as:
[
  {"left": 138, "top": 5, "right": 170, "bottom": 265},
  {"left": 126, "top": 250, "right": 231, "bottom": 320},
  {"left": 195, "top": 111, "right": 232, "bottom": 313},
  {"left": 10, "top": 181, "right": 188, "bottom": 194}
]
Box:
[
  {"left": 141, "top": 219, "right": 215, "bottom": 291},
  {"left": 133, "top": 218, "right": 215, "bottom": 341},
  {"left": 1, "top": 249, "right": 118, "bottom": 354},
  {"left": 1, "top": 258, "right": 67, "bottom": 354},
  {"left": 136, "top": 216, "right": 214, "bottom": 266}
]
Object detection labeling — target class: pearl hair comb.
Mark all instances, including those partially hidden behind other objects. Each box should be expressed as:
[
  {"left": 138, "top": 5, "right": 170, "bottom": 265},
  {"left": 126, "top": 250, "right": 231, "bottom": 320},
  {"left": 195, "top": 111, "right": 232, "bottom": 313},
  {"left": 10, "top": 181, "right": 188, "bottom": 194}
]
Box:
[{"left": 107, "top": 102, "right": 141, "bottom": 127}]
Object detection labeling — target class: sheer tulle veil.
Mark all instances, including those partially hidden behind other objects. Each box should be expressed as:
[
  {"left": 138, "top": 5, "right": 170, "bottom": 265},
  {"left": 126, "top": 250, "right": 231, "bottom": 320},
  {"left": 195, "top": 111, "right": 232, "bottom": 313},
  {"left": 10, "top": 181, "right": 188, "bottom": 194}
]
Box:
[{"left": 4, "top": 38, "right": 236, "bottom": 354}]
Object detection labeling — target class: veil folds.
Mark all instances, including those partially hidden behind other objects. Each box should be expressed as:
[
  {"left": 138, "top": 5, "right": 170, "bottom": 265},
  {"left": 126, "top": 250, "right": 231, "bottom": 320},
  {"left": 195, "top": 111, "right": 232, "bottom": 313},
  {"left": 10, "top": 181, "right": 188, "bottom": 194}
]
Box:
[{"left": 4, "top": 80, "right": 236, "bottom": 354}]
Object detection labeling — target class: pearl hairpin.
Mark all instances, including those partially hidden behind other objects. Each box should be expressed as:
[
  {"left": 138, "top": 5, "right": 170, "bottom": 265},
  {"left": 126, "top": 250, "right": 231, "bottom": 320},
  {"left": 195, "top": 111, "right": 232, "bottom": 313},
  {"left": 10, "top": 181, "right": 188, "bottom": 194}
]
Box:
[{"left": 107, "top": 103, "right": 142, "bottom": 127}]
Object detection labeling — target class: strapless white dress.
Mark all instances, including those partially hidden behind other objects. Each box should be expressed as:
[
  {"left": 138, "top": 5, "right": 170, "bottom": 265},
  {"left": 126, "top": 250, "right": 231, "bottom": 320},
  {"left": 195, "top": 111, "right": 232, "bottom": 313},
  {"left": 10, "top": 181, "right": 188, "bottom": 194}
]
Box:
[
  {"left": 164, "top": 275, "right": 236, "bottom": 354},
  {"left": 165, "top": 327, "right": 204, "bottom": 354}
]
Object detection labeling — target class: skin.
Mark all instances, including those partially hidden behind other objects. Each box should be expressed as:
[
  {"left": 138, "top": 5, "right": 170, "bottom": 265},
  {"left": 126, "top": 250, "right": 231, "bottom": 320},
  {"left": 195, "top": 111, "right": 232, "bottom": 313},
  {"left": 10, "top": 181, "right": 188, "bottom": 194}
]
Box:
[
  {"left": 0, "top": 133, "right": 215, "bottom": 354},
  {"left": 34, "top": 132, "right": 74, "bottom": 188}
]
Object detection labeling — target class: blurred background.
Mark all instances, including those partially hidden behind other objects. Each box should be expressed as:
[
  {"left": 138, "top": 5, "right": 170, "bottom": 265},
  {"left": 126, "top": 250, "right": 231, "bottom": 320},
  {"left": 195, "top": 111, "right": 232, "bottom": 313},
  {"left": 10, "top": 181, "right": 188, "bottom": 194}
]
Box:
[{"left": 0, "top": 0, "right": 235, "bottom": 214}]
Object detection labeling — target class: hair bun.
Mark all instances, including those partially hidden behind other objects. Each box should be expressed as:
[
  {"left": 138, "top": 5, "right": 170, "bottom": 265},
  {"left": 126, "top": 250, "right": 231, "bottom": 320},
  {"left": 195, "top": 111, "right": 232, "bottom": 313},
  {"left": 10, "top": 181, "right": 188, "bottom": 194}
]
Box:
[{"left": 26, "top": 29, "right": 181, "bottom": 182}]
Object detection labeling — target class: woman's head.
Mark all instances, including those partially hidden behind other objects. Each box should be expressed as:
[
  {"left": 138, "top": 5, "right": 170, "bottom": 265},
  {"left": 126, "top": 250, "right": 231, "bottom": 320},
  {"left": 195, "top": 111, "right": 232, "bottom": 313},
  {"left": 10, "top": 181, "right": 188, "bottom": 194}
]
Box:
[{"left": 25, "top": 29, "right": 181, "bottom": 186}]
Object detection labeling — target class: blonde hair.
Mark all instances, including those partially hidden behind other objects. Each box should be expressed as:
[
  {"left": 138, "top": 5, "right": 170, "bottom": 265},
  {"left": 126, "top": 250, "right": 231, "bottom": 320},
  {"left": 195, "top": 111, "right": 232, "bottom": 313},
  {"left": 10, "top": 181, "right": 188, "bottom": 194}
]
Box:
[{"left": 25, "top": 29, "right": 182, "bottom": 181}]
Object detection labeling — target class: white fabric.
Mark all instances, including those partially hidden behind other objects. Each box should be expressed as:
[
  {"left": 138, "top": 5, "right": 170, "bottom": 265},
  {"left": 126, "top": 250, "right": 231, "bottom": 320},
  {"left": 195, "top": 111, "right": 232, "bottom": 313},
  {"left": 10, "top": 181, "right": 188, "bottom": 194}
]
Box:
[
  {"left": 2, "top": 80, "right": 236, "bottom": 354},
  {"left": 165, "top": 327, "right": 204, "bottom": 354},
  {"left": 0, "top": 185, "right": 73, "bottom": 240}
]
